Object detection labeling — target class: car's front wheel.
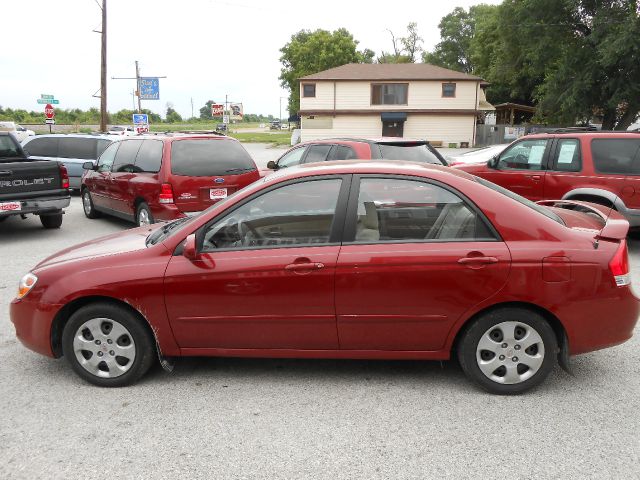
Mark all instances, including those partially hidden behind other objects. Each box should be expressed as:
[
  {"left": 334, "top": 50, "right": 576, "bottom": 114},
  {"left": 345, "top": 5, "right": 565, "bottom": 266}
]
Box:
[
  {"left": 82, "top": 188, "right": 101, "bottom": 219},
  {"left": 62, "top": 303, "right": 156, "bottom": 387},
  {"left": 457, "top": 308, "right": 557, "bottom": 394}
]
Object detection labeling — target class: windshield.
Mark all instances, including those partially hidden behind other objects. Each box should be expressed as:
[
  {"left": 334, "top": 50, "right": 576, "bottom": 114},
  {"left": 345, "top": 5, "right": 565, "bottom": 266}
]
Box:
[
  {"left": 170, "top": 139, "right": 256, "bottom": 176},
  {"left": 377, "top": 143, "right": 444, "bottom": 164},
  {"left": 475, "top": 176, "right": 564, "bottom": 225}
]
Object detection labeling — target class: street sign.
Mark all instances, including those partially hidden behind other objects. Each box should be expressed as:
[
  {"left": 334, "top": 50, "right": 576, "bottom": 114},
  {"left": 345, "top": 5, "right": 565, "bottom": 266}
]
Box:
[
  {"left": 44, "top": 104, "right": 55, "bottom": 119},
  {"left": 211, "top": 104, "right": 224, "bottom": 116},
  {"left": 139, "top": 77, "right": 160, "bottom": 100},
  {"left": 132, "top": 114, "right": 149, "bottom": 125},
  {"left": 41, "top": 94, "right": 54, "bottom": 100},
  {"left": 45, "top": 119, "right": 55, "bottom": 125},
  {"left": 37, "top": 99, "right": 59, "bottom": 104},
  {"left": 222, "top": 115, "right": 230, "bottom": 124}
]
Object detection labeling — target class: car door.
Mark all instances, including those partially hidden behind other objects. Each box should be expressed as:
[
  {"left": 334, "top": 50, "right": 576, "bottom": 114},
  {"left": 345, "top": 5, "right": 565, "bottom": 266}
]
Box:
[
  {"left": 335, "top": 176, "right": 511, "bottom": 351},
  {"left": 87, "top": 141, "right": 119, "bottom": 210},
  {"left": 110, "top": 139, "right": 143, "bottom": 215},
  {"left": 543, "top": 137, "right": 585, "bottom": 200},
  {"left": 481, "top": 138, "right": 551, "bottom": 200},
  {"left": 164, "top": 176, "right": 350, "bottom": 350}
]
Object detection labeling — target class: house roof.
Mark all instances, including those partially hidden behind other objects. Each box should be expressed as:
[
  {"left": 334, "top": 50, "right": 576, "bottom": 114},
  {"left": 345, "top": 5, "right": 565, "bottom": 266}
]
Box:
[{"left": 299, "top": 63, "right": 484, "bottom": 82}]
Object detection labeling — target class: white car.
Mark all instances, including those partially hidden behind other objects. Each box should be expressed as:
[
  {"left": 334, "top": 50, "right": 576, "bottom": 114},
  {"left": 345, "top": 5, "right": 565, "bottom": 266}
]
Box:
[
  {"left": 446, "top": 143, "right": 510, "bottom": 166},
  {"left": 107, "top": 125, "right": 136, "bottom": 136},
  {"left": 0, "top": 121, "right": 35, "bottom": 143}
]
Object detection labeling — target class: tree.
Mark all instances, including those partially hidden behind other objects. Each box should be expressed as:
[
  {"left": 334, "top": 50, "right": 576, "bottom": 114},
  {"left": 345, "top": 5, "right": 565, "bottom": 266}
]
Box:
[
  {"left": 378, "top": 23, "right": 423, "bottom": 63},
  {"left": 279, "top": 28, "right": 374, "bottom": 115},
  {"left": 165, "top": 104, "right": 183, "bottom": 123}
]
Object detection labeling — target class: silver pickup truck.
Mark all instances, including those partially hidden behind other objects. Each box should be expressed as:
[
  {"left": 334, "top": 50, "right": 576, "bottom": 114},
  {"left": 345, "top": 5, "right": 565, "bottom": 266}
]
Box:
[{"left": 0, "top": 132, "right": 71, "bottom": 228}]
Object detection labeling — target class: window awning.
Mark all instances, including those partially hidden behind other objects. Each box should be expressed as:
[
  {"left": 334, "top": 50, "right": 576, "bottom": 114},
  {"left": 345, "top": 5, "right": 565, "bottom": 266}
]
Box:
[{"left": 380, "top": 112, "right": 407, "bottom": 122}]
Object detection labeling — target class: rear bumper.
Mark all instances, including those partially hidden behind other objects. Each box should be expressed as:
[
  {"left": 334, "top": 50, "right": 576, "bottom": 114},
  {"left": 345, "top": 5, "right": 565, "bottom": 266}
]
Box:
[{"left": 0, "top": 195, "right": 70, "bottom": 217}]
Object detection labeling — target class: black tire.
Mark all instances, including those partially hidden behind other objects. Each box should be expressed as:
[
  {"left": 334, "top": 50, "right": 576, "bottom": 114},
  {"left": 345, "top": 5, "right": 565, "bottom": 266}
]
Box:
[
  {"left": 62, "top": 302, "right": 156, "bottom": 387},
  {"left": 82, "top": 188, "right": 101, "bottom": 219},
  {"left": 40, "top": 213, "right": 63, "bottom": 229},
  {"left": 136, "top": 202, "right": 154, "bottom": 227},
  {"left": 457, "top": 307, "right": 557, "bottom": 395},
  {"left": 0, "top": 216, "right": 7, "bottom": 223}
]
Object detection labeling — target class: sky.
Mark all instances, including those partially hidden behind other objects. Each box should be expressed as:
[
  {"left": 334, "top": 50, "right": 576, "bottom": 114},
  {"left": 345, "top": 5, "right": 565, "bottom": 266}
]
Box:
[{"left": 1, "top": 0, "right": 501, "bottom": 120}]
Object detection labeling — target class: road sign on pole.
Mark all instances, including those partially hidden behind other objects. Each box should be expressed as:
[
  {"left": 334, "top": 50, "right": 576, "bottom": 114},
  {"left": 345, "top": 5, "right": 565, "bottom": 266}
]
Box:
[
  {"left": 44, "top": 104, "right": 55, "bottom": 119},
  {"left": 139, "top": 78, "right": 160, "bottom": 100},
  {"left": 37, "top": 99, "right": 59, "bottom": 104}
]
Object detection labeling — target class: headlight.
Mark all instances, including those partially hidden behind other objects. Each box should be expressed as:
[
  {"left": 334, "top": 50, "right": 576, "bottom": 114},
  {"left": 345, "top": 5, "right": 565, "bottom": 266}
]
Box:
[{"left": 17, "top": 273, "right": 38, "bottom": 299}]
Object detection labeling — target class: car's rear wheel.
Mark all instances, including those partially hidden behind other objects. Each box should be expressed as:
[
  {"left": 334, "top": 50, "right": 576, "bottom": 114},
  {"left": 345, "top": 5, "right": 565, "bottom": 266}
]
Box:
[
  {"left": 136, "top": 202, "right": 154, "bottom": 227},
  {"left": 457, "top": 308, "right": 557, "bottom": 394},
  {"left": 40, "top": 213, "right": 63, "bottom": 229},
  {"left": 82, "top": 189, "right": 101, "bottom": 219},
  {"left": 62, "top": 303, "right": 156, "bottom": 387}
]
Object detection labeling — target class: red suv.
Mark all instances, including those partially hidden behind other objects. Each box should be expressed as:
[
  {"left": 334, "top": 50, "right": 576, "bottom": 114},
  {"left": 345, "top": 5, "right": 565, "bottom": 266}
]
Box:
[
  {"left": 263, "top": 138, "right": 446, "bottom": 175},
  {"left": 455, "top": 132, "right": 640, "bottom": 228},
  {"left": 81, "top": 134, "right": 259, "bottom": 226}
]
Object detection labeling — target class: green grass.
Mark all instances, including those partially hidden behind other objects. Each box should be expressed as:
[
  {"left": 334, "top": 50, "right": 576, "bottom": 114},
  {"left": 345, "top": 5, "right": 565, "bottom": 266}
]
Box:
[{"left": 228, "top": 132, "right": 291, "bottom": 146}]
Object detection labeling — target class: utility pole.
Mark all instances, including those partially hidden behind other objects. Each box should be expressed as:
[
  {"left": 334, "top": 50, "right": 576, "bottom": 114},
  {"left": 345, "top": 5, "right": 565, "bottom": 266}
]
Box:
[
  {"left": 191, "top": 97, "right": 194, "bottom": 120},
  {"left": 96, "top": 0, "right": 108, "bottom": 132}
]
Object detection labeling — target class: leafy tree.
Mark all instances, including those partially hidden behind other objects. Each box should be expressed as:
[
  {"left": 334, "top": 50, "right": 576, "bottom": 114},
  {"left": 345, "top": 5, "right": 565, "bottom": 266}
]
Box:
[
  {"left": 279, "top": 28, "right": 374, "bottom": 115},
  {"left": 165, "top": 104, "right": 183, "bottom": 123}
]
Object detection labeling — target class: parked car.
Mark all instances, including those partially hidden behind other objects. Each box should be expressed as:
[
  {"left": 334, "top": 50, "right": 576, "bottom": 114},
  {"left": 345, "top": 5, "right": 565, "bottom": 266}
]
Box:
[
  {"left": 0, "top": 132, "right": 70, "bottom": 228},
  {"left": 107, "top": 125, "right": 136, "bottom": 136},
  {"left": 454, "top": 131, "right": 640, "bottom": 228},
  {"left": 215, "top": 123, "right": 228, "bottom": 133},
  {"left": 11, "top": 161, "right": 638, "bottom": 392},
  {"left": 264, "top": 138, "right": 446, "bottom": 176},
  {"left": 269, "top": 121, "right": 281, "bottom": 130},
  {"left": 0, "top": 121, "right": 36, "bottom": 143},
  {"left": 22, "top": 134, "right": 112, "bottom": 190},
  {"left": 81, "top": 133, "right": 260, "bottom": 226},
  {"left": 447, "top": 144, "right": 510, "bottom": 166}
]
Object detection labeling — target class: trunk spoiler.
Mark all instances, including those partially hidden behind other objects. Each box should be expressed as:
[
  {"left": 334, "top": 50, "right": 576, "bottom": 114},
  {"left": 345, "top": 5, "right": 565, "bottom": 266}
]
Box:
[{"left": 536, "top": 200, "right": 629, "bottom": 241}]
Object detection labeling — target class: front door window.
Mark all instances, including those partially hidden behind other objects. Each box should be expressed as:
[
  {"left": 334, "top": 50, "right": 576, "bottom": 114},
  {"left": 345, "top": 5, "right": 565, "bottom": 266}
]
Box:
[{"left": 498, "top": 139, "right": 548, "bottom": 170}]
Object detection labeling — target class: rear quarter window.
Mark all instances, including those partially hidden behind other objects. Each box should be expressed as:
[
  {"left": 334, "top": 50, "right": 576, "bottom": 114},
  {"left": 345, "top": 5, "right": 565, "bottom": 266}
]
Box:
[
  {"left": 58, "top": 138, "right": 99, "bottom": 160},
  {"left": 170, "top": 139, "right": 256, "bottom": 176},
  {"left": 592, "top": 138, "right": 640, "bottom": 174},
  {"left": 24, "top": 137, "right": 59, "bottom": 157}
]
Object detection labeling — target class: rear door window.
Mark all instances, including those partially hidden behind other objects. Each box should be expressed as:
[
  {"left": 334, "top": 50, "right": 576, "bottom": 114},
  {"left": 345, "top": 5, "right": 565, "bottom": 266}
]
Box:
[
  {"left": 592, "top": 139, "right": 640, "bottom": 175},
  {"left": 134, "top": 140, "right": 163, "bottom": 173},
  {"left": 551, "top": 138, "right": 581, "bottom": 172},
  {"left": 24, "top": 137, "right": 59, "bottom": 157},
  {"left": 112, "top": 140, "right": 143, "bottom": 173},
  {"left": 170, "top": 139, "right": 255, "bottom": 176},
  {"left": 330, "top": 145, "right": 358, "bottom": 160},
  {"left": 58, "top": 138, "right": 98, "bottom": 160}
]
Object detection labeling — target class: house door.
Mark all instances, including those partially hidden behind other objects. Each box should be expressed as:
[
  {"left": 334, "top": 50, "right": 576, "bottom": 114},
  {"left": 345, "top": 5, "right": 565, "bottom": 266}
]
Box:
[{"left": 382, "top": 121, "right": 404, "bottom": 137}]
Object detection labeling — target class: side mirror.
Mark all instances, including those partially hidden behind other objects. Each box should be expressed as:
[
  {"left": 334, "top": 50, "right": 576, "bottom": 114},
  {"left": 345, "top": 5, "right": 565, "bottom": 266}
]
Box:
[
  {"left": 183, "top": 234, "right": 199, "bottom": 261},
  {"left": 82, "top": 161, "right": 96, "bottom": 170},
  {"left": 487, "top": 156, "right": 499, "bottom": 169},
  {"left": 267, "top": 160, "right": 278, "bottom": 170}
]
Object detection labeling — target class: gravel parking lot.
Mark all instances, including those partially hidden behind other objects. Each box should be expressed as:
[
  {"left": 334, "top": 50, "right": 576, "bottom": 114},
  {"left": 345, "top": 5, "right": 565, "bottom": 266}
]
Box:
[{"left": 1, "top": 145, "right": 639, "bottom": 478}]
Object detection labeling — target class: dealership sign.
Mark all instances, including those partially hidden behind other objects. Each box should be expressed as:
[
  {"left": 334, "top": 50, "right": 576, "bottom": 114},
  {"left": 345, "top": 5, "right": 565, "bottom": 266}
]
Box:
[
  {"left": 139, "top": 78, "right": 160, "bottom": 100},
  {"left": 211, "top": 104, "right": 224, "bottom": 116}
]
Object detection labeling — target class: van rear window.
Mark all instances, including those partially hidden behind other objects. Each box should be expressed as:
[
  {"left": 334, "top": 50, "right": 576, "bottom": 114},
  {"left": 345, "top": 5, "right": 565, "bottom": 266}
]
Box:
[{"left": 170, "top": 139, "right": 255, "bottom": 176}]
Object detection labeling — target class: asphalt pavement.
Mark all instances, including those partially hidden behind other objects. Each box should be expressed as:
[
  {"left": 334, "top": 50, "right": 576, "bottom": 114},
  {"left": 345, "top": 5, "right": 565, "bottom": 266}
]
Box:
[{"left": 1, "top": 144, "right": 638, "bottom": 479}]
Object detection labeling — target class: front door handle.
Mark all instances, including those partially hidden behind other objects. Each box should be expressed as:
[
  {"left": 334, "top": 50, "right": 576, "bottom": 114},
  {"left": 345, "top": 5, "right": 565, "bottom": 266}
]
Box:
[{"left": 525, "top": 174, "right": 542, "bottom": 181}]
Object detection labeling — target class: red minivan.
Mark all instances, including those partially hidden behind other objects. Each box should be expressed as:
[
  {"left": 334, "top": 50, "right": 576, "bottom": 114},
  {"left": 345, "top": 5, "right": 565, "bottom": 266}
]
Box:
[{"left": 81, "top": 134, "right": 260, "bottom": 226}]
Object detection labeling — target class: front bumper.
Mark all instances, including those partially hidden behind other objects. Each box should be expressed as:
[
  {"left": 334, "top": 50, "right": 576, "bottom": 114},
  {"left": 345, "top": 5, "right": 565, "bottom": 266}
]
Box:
[
  {"left": 0, "top": 195, "right": 70, "bottom": 217},
  {"left": 10, "top": 297, "right": 59, "bottom": 358}
]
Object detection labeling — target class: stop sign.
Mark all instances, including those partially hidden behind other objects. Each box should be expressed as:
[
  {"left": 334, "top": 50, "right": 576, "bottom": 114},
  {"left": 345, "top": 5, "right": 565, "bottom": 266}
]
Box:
[{"left": 44, "top": 104, "right": 55, "bottom": 119}]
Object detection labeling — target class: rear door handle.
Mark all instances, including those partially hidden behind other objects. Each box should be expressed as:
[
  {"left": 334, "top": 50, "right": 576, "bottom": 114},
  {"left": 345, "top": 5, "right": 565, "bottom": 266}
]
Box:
[
  {"left": 525, "top": 174, "right": 542, "bottom": 181},
  {"left": 285, "top": 262, "right": 324, "bottom": 272},
  {"left": 458, "top": 256, "right": 498, "bottom": 265}
]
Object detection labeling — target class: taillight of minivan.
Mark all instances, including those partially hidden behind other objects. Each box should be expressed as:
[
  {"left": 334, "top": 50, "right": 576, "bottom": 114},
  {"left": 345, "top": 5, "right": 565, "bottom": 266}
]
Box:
[
  {"left": 609, "top": 239, "right": 631, "bottom": 287},
  {"left": 59, "top": 164, "right": 70, "bottom": 189},
  {"left": 159, "top": 183, "right": 174, "bottom": 204}
]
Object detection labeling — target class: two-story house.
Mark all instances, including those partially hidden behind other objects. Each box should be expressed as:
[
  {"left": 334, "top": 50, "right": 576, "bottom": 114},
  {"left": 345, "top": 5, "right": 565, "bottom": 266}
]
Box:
[{"left": 298, "top": 63, "right": 493, "bottom": 146}]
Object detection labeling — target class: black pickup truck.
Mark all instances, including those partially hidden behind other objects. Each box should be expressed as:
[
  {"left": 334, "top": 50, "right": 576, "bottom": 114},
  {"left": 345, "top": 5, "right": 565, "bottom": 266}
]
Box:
[{"left": 0, "top": 132, "right": 71, "bottom": 228}]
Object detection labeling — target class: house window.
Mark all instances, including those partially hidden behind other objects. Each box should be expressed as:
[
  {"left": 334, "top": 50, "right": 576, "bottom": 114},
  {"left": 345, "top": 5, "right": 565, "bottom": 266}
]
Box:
[
  {"left": 442, "top": 83, "right": 456, "bottom": 97},
  {"left": 302, "top": 84, "right": 316, "bottom": 98},
  {"left": 371, "top": 83, "right": 408, "bottom": 105}
]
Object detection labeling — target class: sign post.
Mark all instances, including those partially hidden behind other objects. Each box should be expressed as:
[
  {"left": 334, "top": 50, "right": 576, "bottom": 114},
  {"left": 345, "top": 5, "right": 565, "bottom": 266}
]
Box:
[
  {"left": 44, "top": 104, "right": 55, "bottom": 133},
  {"left": 132, "top": 113, "right": 149, "bottom": 134}
]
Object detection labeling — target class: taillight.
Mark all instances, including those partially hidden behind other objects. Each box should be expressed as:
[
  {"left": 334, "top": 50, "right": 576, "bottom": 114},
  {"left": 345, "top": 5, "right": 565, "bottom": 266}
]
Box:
[
  {"left": 159, "top": 183, "right": 174, "bottom": 204},
  {"left": 609, "top": 239, "right": 631, "bottom": 287},
  {"left": 59, "top": 164, "right": 70, "bottom": 189}
]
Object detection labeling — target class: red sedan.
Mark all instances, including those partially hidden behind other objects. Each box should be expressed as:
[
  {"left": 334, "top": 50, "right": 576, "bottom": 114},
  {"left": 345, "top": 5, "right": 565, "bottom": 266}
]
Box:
[{"left": 10, "top": 161, "right": 638, "bottom": 394}]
